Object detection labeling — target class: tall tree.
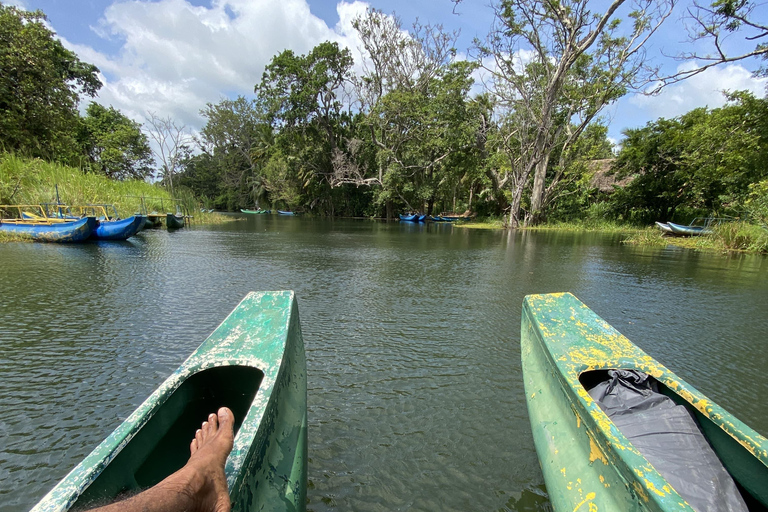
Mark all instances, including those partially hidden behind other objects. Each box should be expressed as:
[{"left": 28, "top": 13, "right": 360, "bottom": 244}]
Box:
[
  {"left": 0, "top": 4, "right": 101, "bottom": 162},
  {"left": 256, "top": 41, "right": 354, "bottom": 210},
  {"left": 144, "top": 112, "right": 193, "bottom": 195},
  {"left": 80, "top": 103, "right": 153, "bottom": 180},
  {"left": 470, "top": 0, "right": 674, "bottom": 226}
]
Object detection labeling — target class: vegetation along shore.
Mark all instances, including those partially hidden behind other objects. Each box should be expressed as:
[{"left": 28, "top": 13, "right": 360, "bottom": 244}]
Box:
[{"left": 1, "top": 3, "right": 767, "bottom": 252}]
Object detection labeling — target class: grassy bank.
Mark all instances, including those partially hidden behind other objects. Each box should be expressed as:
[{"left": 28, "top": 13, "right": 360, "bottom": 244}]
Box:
[
  {"left": 0, "top": 153, "right": 224, "bottom": 224},
  {"left": 623, "top": 223, "right": 768, "bottom": 254}
]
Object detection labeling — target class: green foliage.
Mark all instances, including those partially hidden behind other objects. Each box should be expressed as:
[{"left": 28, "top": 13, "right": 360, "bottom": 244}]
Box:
[
  {"left": 609, "top": 92, "right": 768, "bottom": 223},
  {"left": 0, "top": 5, "right": 101, "bottom": 163},
  {"left": 0, "top": 153, "right": 168, "bottom": 214},
  {"left": 745, "top": 179, "right": 768, "bottom": 225},
  {"left": 79, "top": 103, "right": 154, "bottom": 180}
]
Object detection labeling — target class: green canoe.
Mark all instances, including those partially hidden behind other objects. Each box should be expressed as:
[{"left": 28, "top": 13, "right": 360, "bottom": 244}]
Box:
[
  {"left": 31, "top": 291, "right": 307, "bottom": 512},
  {"left": 522, "top": 292, "right": 768, "bottom": 511},
  {"left": 166, "top": 212, "right": 185, "bottom": 229}
]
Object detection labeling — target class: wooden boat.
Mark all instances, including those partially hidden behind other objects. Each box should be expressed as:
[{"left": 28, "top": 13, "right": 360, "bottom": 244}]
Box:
[
  {"left": 654, "top": 221, "right": 673, "bottom": 233},
  {"left": 241, "top": 209, "right": 271, "bottom": 214},
  {"left": 93, "top": 215, "right": 145, "bottom": 241},
  {"left": 277, "top": 210, "right": 295, "bottom": 216},
  {"left": 0, "top": 216, "right": 97, "bottom": 242},
  {"left": 166, "top": 212, "right": 185, "bottom": 229},
  {"left": 399, "top": 214, "right": 418, "bottom": 222},
  {"left": 430, "top": 215, "right": 445, "bottom": 222},
  {"left": 31, "top": 291, "right": 307, "bottom": 512},
  {"left": 522, "top": 292, "right": 768, "bottom": 512}
]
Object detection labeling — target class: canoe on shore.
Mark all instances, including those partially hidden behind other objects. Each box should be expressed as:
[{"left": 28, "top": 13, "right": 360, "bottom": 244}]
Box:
[
  {"left": 667, "top": 221, "right": 712, "bottom": 236},
  {"left": 93, "top": 215, "right": 145, "bottom": 240},
  {"left": 241, "top": 209, "right": 271, "bottom": 214},
  {"left": 522, "top": 292, "right": 768, "bottom": 512},
  {"left": 166, "top": 213, "right": 185, "bottom": 229},
  {"left": 31, "top": 290, "right": 308, "bottom": 512},
  {"left": 0, "top": 217, "right": 97, "bottom": 242},
  {"left": 654, "top": 221, "right": 673, "bottom": 233}
]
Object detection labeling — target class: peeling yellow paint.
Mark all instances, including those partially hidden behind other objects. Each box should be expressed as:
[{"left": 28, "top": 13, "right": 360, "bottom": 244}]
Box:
[{"left": 572, "top": 491, "right": 596, "bottom": 511}]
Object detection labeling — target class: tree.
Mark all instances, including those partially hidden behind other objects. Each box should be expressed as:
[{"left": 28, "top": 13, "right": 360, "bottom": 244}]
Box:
[
  {"left": 80, "top": 103, "right": 153, "bottom": 180},
  {"left": 144, "top": 112, "right": 193, "bottom": 195},
  {"left": 470, "top": 0, "right": 674, "bottom": 226},
  {"left": 657, "top": 0, "right": 768, "bottom": 87},
  {"left": 198, "top": 97, "right": 272, "bottom": 208},
  {"left": 337, "top": 9, "right": 481, "bottom": 216},
  {"left": 610, "top": 91, "right": 768, "bottom": 221},
  {"left": 0, "top": 4, "right": 101, "bottom": 162}
]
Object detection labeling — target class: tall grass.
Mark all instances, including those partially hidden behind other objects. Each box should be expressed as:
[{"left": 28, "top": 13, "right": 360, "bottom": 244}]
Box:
[
  {"left": 0, "top": 153, "right": 224, "bottom": 224},
  {"left": 623, "top": 223, "right": 768, "bottom": 254}
]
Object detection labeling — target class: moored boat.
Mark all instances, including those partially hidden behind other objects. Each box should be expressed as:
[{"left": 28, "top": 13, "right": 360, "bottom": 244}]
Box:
[
  {"left": 654, "top": 221, "right": 673, "bottom": 233},
  {"left": 666, "top": 221, "right": 712, "bottom": 236},
  {"left": 522, "top": 292, "right": 768, "bottom": 512},
  {"left": 277, "top": 210, "right": 295, "bottom": 216},
  {"left": 399, "top": 214, "right": 418, "bottom": 222},
  {"left": 31, "top": 290, "right": 308, "bottom": 512},
  {"left": 417, "top": 214, "right": 426, "bottom": 222},
  {"left": 241, "top": 208, "right": 271, "bottom": 214},
  {"left": 0, "top": 216, "right": 97, "bottom": 243},
  {"left": 93, "top": 215, "right": 145, "bottom": 240},
  {"left": 166, "top": 212, "right": 185, "bottom": 229}
]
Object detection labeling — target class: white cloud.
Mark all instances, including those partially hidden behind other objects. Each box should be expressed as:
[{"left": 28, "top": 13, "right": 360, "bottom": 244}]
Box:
[
  {"left": 629, "top": 62, "right": 767, "bottom": 119},
  {"left": 57, "top": 0, "right": 370, "bottom": 128}
]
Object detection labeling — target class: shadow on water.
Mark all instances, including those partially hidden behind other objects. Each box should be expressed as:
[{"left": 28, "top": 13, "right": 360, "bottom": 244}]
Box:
[{"left": 0, "top": 218, "right": 766, "bottom": 511}]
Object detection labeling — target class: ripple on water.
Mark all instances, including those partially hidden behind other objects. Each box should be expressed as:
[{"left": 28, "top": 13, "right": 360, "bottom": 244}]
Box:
[{"left": 0, "top": 223, "right": 766, "bottom": 512}]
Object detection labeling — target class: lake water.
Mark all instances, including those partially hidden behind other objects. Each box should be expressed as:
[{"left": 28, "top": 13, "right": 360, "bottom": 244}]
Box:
[{"left": 1, "top": 217, "right": 767, "bottom": 512}]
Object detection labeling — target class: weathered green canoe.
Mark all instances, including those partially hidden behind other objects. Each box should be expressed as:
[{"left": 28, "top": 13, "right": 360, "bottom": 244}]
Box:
[
  {"left": 522, "top": 292, "right": 768, "bottom": 511},
  {"left": 31, "top": 291, "right": 307, "bottom": 512}
]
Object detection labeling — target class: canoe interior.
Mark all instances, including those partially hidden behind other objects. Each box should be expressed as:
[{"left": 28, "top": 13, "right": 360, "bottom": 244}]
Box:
[
  {"left": 71, "top": 365, "right": 263, "bottom": 511},
  {"left": 579, "top": 370, "right": 768, "bottom": 511},
  {"left": 521, "top": 292, "right": 768, "bottom": 512}
]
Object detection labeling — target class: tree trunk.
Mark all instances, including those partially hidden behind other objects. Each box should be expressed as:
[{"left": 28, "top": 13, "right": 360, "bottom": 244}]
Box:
[{"left": 529, "top": 153, "right": 550, "bottom": 224}]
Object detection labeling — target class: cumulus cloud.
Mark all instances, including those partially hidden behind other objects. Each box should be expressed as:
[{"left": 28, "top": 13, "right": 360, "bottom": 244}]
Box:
[
  {"left": 59, "top": 0, "right": 370, "bottom": 128},
  {"left": 629, "top": 62, "right": 767, "bottom": 119}
]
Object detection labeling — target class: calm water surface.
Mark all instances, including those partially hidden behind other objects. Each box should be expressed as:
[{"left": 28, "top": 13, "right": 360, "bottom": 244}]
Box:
[{"left": 1, "top": 217, "right": 767, "bottom": 512}]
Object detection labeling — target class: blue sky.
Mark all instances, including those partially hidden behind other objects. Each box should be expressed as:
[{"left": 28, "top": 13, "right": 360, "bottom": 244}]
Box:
[{"left": 11, "top": 0, "right": 767, "bottom": 144}]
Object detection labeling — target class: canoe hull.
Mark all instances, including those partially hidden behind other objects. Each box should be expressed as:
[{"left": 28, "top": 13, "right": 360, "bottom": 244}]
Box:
[
  {"left": 666, "top": 222, "right": 711, "bottom": 236},
  {"left": 0, "top": 217, "right": 96, "bottom": 242},
  {"left": 31, "top": 291, "right": 307, "bottom": 512},
  {"left": 277, "top": 210, "right": 295, "bottom": 216},
  {"left": 166, "top": 213, "right": 185, "bottom": 229},
  {"left": 399, "top": 214, "right": 418, "bottom": 222},
  {"left": 522, "top": 293, "right": 768, "bottom": 512},
  {"left": 93, "top": 216, "right": 145, "bottom": 240},
  {"left": 241, "top": 209, "right": 271, "bottom": 214}
]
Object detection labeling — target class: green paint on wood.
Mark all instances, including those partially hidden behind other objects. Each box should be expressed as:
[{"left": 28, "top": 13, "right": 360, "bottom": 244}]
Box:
[
  {"left": 522, "top": 292, "right": 768, "bottom": 512},
  {"left": 31, "top": 291, "right": 307, "bottom": 512}
]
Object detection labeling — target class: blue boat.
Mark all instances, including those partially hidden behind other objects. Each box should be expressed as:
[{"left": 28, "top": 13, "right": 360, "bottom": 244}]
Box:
[
  {"left": 277, "top": 210, "right": 295, "bottom": 216},
  {"left": 417, "top": 214, "right": 426, "bottom": 222},
  {"left": 399, "top": 214, "right": 418, "bottom": 222},
  {"left": 0, "top": 217, "right": 97, "bottom": 242},
  {"left": 93, "top": 215, "right": 145, "bottom": 240}
]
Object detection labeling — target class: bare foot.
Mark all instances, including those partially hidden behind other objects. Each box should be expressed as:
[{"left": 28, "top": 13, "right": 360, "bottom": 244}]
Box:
[
  {"left": 89, "top": 407, "right": 235, "bottom": 512},
  {"left": 182, "top": 407, "right": 235, "bottom": 512}
]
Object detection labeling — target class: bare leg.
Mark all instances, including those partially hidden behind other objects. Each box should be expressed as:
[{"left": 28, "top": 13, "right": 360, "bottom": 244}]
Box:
[{"left": 92, "top": 407, "right": 235, "bottom": 512}]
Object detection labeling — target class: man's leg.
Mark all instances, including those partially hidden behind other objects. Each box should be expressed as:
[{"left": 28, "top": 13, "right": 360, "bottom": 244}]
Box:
[{"left": 92, "top": 406, "right": 235, "bottom": 512}]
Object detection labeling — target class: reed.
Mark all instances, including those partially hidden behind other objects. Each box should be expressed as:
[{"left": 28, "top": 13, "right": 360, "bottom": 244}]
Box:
[{"left": 0, "top": 153, "right": 225, "bottom": 224}]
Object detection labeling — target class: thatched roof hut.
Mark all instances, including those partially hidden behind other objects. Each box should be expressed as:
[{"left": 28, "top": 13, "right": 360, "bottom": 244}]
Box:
[{"left": 587, "top": 159, "right": 633, "bottom": 193}]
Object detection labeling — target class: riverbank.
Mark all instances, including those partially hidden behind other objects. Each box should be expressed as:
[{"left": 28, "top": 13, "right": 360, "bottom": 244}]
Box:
[
  {"left": 624, "top": 223, "right": 768, "bottom": 254},
  {"left": 457, "top": 216, "right": 768, "bottom": 254},
  {"left": 0, "top": 153, "right": 227, "bottom": 226}
]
